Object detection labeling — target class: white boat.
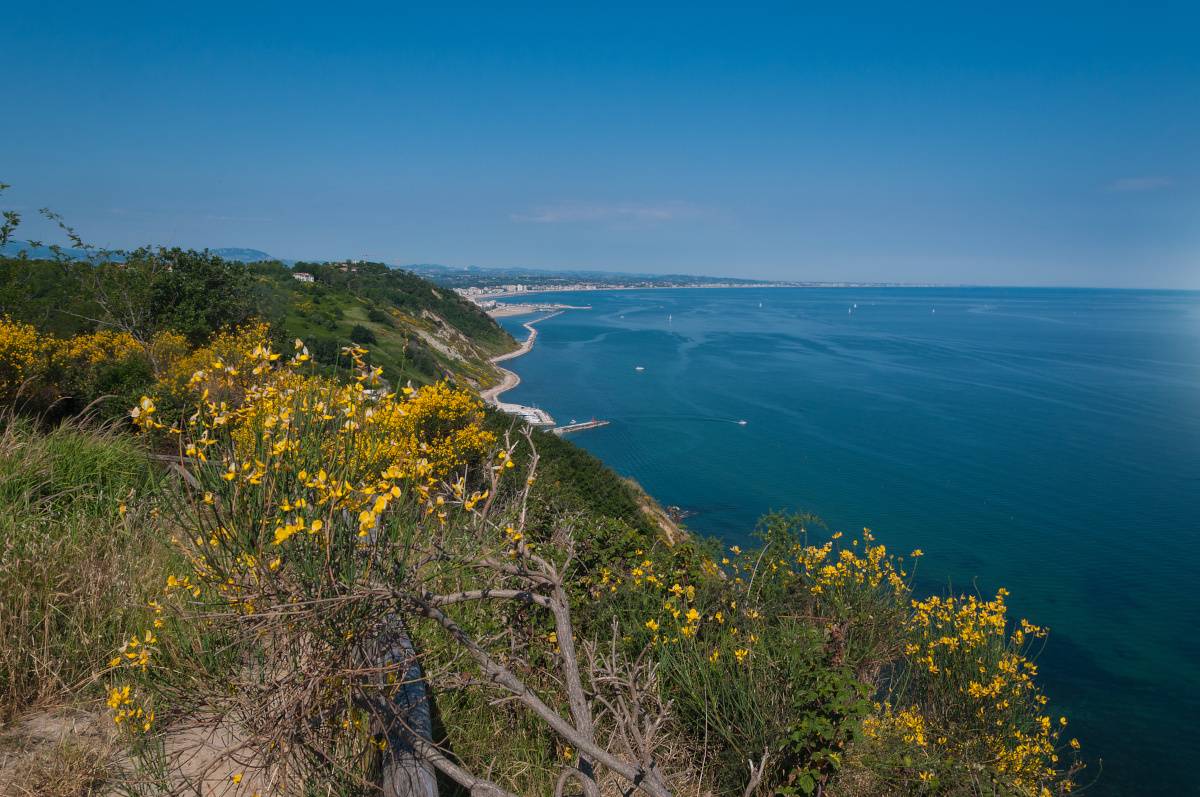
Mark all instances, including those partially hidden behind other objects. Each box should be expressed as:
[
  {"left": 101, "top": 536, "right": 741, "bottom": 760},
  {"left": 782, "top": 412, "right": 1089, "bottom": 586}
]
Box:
[
  {"left": 635, "top": 365, "right": 645, "bottom": 371},
  {"left": 737, "top": 419, "right": 748, "bottom": 425}
]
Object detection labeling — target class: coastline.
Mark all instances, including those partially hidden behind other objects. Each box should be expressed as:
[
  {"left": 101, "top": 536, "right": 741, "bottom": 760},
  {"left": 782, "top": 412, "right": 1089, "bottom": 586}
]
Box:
[
  {"left": 487, "top": 302, "right": 588, "bottom": 318},
  {"left": 481, "top": 311, "right": 562, "bottom": 425},
  {"left": 480, "top": 283, "right": 793, "bottom": 301}
]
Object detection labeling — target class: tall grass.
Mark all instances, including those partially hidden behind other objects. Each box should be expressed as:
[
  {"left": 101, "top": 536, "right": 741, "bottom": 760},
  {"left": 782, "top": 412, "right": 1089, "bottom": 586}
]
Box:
[{"left": 0, "top": 417, "right": 169, "bottom": 719}]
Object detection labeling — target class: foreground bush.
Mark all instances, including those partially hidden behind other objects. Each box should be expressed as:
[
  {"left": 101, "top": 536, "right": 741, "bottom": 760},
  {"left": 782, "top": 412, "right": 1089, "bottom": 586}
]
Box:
[{"left": 116, "top": 337, "right": 686, "bottom": 795}]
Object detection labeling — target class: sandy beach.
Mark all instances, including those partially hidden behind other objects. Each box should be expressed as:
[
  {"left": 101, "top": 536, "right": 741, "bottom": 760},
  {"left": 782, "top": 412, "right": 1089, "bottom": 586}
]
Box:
[
  {"left": 487, "top": 302, "right": 587, "bottom": 318},
  {"left": 481, "top": 311, "right": 562, "bottom": 425}
]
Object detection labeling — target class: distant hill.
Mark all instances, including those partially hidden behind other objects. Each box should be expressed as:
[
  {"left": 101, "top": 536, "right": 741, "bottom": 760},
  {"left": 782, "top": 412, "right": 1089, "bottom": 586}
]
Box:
[
  {"left": 210, "top": 247, "right": 280, "bottom": 263},
  {"left": 1, "top": 241, "right": 756, "bottom": 288},
  {"left": 1, "top": 241, "right": 291, "bottom": 265}
]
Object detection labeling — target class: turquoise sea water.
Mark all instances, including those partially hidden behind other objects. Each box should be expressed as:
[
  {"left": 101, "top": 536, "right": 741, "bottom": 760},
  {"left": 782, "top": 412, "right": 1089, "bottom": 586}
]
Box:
[{"left": 496, "top": 287, "right": 1200, "bottom": 795}]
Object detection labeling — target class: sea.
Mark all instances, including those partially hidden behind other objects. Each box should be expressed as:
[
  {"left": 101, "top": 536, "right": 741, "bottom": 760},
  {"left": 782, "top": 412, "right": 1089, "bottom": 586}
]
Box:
[{"left": 494, "top": 286, "right": 1200, "bottom": 796}]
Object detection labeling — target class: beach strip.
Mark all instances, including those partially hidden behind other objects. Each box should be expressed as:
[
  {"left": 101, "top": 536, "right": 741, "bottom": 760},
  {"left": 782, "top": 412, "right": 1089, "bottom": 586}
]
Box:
[{"left": 481, "top": 311, "right": 562, "bottom": 425}]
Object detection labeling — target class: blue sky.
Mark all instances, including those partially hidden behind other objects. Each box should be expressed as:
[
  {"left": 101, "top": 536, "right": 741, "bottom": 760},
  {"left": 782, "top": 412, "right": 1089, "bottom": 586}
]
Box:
[{"left": 3, "top": 2, "right": 1198, "bottom": 287}]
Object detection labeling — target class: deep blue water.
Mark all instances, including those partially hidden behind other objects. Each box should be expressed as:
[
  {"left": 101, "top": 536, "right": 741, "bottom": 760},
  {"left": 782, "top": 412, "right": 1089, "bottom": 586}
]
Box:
[{"left": 496, "top": 287, "right": 1200, "bottom": 795}]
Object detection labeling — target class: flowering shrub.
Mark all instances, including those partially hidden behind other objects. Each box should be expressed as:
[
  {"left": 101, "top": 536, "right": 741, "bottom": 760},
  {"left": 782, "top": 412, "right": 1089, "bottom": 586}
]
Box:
[
  {"left": 0, "top": 316, "right": 49, "bottom": 399},
  {"left": 581, "top": 510, "right": 1079, "bottom": 796},
  {"left": 0, "top": 316, "right": 155, "bottom": 411},
  {"left": 113, "top": 336, "right": 518, "bottom": 790},
  {"left": 849, "top": 589, "right": 1082, "bottom": 795}
]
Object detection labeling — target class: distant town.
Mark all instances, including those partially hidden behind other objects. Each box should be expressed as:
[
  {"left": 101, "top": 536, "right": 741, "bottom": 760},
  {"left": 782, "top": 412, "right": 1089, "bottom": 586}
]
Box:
[{"left": 451, "top": 279, "right": 797, "bottom": 308}]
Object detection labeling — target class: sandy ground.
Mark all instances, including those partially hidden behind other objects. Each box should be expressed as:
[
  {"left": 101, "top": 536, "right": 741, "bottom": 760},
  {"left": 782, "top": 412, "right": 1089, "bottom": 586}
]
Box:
[
  {"left": 487, "top": 303, "right": 542, "bottom": 318},
  {"left": 481, "top": 312, "right": 561, "bottom": 425},
  {"left": 486, "top": 302, "right": 589, "bottom": 318}
]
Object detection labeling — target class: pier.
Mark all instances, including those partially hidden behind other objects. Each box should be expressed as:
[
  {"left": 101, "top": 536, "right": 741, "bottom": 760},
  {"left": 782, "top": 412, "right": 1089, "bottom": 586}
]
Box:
[{"left": 551, "top": 419, "right": 610, "bottom": 435}]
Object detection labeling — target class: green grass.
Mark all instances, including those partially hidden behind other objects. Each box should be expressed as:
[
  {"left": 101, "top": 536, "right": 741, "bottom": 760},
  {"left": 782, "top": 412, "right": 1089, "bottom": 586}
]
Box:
[{"left": 0, "top": 417, "right": 170, "bottom": 719}]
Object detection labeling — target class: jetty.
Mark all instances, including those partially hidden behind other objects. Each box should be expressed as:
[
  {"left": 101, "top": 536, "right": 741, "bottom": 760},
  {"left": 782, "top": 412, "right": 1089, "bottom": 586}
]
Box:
[{"left": 551, "top": 419, "right": 610, "bottom": 436}]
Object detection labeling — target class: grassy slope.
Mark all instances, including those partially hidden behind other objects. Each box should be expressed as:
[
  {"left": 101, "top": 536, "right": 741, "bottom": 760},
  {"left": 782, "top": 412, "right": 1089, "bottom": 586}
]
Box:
[
  {"left": 0, "top": 254, "right": 515, "bottom": 392},
  {"left": 249, "top": 260, "right": 514, "bottom": 389}
]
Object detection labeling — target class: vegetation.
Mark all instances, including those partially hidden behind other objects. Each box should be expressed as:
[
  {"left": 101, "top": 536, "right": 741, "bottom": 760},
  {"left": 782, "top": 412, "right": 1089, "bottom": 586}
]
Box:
[
  {"left": 0, "top": 417, "right": 168, "bottom": 719},
  {"left": 0, "top": 236, "right": 511, "bottom": 415},
  {"left": 0, "top": 187, "right": 1082, "bottom": 796}
]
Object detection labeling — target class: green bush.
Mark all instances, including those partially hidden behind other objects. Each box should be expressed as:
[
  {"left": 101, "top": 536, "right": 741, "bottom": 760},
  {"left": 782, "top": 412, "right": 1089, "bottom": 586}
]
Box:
[{"left": 349, "top": 323, "right": 377, "bottom": 345}]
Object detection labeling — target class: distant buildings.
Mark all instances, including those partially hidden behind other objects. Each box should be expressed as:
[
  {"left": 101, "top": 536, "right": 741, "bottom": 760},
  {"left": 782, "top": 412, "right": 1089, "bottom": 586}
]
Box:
[
  {"left": 456, "top": 284, "right": 528, "bottom": 297},
  {"left": 293, "top": 272, "right": 315, "bottom": 283}
]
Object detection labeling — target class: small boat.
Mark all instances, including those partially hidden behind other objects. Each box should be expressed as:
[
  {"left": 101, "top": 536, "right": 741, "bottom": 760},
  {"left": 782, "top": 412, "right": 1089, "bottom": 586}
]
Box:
[
  {"left": 737, "top": 419, "right": 748, "bottom": 426},
  {"left": 635, "top": 365, "right": 645, "bottom": 371}
]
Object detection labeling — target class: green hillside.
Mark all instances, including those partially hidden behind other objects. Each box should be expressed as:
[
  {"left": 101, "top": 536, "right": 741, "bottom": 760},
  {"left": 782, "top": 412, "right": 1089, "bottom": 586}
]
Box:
[{"left": 0, "top": 249, "right": 514, "bottom": 400}]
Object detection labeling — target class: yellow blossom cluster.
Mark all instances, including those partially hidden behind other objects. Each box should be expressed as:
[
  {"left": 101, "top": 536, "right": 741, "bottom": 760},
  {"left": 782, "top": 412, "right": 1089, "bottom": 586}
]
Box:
[
  {"left": 108, "top": 629, "right": 158, "bottom": 670},
  {"left": 607, "top": 547, "right": 763, "bottom": 665},
  {"left": 0, "top": 315, "right": 157, "bottom": 402},
  {"left": 884, "top": 588, "right": 1073, "bottom": 793},
  {"left": 0, "top": 316, "right": 49, "bottom": 395},
  {"left": 53, "top": 328, "right": 143, "bottom": 365},
  {"left": 107, "top": 684, "right": 154, "bottom": 732},
  {"left": 792, "top": 528, "right": 909, "bottom": 602},
  {"left": 125, "top": 328, "right": 495, "bottom": 634},
  {"left": 862, "top": 705, "right": 929, "bottom": 748}
]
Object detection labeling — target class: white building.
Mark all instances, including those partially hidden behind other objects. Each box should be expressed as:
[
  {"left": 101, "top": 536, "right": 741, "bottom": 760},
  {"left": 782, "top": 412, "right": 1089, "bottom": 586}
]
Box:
[{"left": 293, "top": 272, "right": 314, "bottom": 283}]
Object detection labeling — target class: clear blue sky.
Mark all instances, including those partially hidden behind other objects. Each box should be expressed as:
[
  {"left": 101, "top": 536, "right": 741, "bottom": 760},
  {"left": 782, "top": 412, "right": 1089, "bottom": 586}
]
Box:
[{"left": 3, "top": 2, "right": 1198, "bottom": 287}]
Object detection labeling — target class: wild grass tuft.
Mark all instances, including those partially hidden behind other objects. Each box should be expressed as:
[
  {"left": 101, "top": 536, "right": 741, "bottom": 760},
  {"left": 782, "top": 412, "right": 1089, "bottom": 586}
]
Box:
[{"left": 0, "top": 416, "right": 170, "bottom": 719}]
